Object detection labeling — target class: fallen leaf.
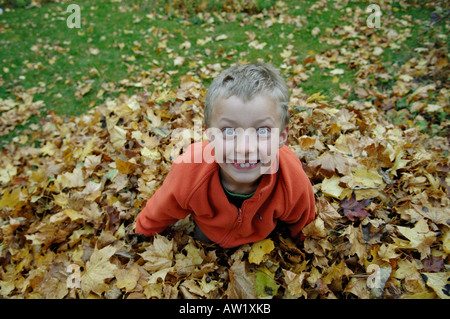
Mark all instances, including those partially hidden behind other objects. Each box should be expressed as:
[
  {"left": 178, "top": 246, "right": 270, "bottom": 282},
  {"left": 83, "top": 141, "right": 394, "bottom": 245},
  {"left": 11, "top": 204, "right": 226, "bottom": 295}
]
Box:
[
  {"left": 311, "top": 26, "right": 320, "bottom": 37},
  {"left": 301, "top": 217, "right": 327, "bottom": 238},
  {"left": 248, "top": 239, "right": 275, "bottom": 265},
  {"left": 421, "top": 272, "right": 450, "bottom": 299},
  {"left": 395, "top": 219, "right": 438, "bottom": 259},
  {"left": 215, "top": 34, "right": 228, "bottom": 41},
  {"left": 422, "top": 256, "right": 444, "bottom": 273},
  {"left": 114, "top": 263, "right": 141, "bottom": 292},
  {"left": 321, "top": 176, "right": 346, "bottom": 199},
  {"left": 89, "top": 47, "right": 100, "bottom": 55},
  {"left": 81, "top": 245, "right": 118, "bottom": 296},
  {"left": 309, "top": 152, "right": 352, "bottom": 177},
  {"left": 140, "top": 235, "right": 174, "bottom": 272},
  {"left": 255, "top": 266, "right": 279, "bottom": 298},
  {"left": 340, "top": 193, "right": 371, "bottom": 221},
  {"left": 226, "top": 258, "right": 256, "bottom": 299},
  {"left": 115, "top": 157, "right": 136, "bottom": 175},
  {"left": 342, "top": 225, "right": 367, "bottom": 260},
  {"left": 316, "top": 197, "right": 342, "bottom": 228},
  {"left": 283, "top": 270, "right": 307, "bottom": 298}
]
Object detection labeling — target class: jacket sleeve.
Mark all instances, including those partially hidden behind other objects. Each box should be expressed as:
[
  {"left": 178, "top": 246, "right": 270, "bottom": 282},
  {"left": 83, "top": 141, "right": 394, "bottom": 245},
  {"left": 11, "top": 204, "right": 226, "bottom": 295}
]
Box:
[
  {"left": 285, "top": 183, "right": 316, "bottom": 240},
  {"left": 135, "top": 162, "right": 192, "bottom": 236},
  {"left": 280, "top": 164, "right": 316, "bottom": 240}
]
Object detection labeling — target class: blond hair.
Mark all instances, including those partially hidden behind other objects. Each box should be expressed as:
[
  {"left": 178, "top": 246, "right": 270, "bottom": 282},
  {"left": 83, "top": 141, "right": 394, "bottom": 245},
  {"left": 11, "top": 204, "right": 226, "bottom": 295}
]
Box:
[{"left": 204, "top": 63, "right": 290, "bottom": 128}]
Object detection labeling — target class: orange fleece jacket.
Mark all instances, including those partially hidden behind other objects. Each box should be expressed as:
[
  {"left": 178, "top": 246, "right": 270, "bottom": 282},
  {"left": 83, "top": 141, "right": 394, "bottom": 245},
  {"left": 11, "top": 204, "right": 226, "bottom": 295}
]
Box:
[{"left": 135, "top": 141, "right": 315, "bottom": 248}]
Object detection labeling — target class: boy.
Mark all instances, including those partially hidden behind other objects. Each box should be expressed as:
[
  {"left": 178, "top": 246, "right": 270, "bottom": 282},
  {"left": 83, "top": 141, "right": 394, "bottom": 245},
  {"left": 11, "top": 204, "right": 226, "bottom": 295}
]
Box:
[{"left": 135, "top": 63, "right": 315, "bottom": 248}]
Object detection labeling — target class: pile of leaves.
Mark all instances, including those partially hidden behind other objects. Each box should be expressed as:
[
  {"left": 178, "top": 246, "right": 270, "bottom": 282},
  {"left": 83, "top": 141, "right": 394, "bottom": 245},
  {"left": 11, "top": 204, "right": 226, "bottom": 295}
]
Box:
[
  {"left": 0, "top": 69, "right": 449, "bottom": 298},
  {"left": 1, "top": 0, "right": 449, "bottom": 299}
]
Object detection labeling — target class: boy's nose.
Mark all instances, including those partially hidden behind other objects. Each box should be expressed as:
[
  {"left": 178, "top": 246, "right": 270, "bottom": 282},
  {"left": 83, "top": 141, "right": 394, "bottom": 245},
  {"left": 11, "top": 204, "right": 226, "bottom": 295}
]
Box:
[{"left": 235, "top": 130, "right": 257, "bottom": 160}]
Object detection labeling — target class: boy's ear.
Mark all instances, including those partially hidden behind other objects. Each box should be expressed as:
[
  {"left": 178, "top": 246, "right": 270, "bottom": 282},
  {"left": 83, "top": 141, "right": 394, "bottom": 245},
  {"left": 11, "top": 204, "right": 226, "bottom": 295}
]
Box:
[{"left": 279, "top": 127, "right": 288, "bottom": 147}]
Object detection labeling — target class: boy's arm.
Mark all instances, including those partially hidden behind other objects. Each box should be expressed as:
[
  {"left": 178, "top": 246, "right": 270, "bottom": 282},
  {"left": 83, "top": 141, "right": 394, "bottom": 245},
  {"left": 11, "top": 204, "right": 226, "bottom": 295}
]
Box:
[
  {"left": 277, "top": 147, "right": 316, "bottom": 242},
  {"left": 135, "top": 188, "right": 191, "bottom": 236},
  {"left": 135, "top": 164, "right": 191, "bottom": 236},
  {"left": 281, "top": 179, "right": 316, "bottom": 241}
]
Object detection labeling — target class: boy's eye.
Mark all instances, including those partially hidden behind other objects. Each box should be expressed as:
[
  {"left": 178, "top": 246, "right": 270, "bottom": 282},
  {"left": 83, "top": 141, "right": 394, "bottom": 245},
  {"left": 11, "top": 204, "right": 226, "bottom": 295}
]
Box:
[
  {"left": 223, "top": 128, "right": 235, "bottom": 136},
  {"left": 257, "top": 127, "right": 270, "bottom": 135}
]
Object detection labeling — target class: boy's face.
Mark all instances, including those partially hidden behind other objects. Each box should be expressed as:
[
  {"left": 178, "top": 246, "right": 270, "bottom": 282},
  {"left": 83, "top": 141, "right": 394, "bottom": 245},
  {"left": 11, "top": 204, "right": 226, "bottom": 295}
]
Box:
[{"left": 207, "top": 94, "right": 288, "bottom": 193}]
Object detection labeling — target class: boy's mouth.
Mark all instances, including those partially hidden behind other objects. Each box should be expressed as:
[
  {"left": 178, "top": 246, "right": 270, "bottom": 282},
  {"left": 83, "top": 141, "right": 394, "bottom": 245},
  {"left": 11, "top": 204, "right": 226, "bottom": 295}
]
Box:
[{"left": 229, "top": 160, "right": 261, "bottom": 170}]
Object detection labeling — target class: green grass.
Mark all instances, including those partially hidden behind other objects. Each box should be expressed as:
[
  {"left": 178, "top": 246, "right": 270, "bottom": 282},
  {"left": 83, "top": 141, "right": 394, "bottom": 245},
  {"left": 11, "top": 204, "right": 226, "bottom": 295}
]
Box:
[
  {"left": 0, "top": 1, "right": 310, "bottom": 110},
  {"left": 0, "top": 0, "right": 443, "bottom": 145}
]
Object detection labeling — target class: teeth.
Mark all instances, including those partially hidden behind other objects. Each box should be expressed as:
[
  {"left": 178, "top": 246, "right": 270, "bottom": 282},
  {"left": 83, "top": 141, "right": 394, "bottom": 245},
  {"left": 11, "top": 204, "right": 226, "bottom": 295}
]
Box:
[{"left": 235, "top": 162, "right": 259, "bottom": 168}]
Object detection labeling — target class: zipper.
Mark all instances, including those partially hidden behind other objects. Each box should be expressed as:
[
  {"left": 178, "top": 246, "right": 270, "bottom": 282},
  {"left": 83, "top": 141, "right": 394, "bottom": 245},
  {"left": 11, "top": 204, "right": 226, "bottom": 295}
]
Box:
[
  {"left": 220, "top": 186, "right": 265, "bottom": 246},
  {"left": 220, "top": 207, "right": 243, "bottom": 247},
  {"left": 237, "top": 208, "right": 242, "bottom": 223}
]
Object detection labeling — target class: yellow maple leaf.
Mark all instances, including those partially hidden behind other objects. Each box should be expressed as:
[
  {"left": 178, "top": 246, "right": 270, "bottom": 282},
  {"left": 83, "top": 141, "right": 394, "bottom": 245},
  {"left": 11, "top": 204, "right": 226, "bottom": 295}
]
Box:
[
  {"left": 115, "top": 157, "right": 135, "bottom": 175},
  {"left": 377, "top": 243, "right": 401, "bottom": 262},
  {"left": 442, "top": 230, "right": 450, "bottom": 254},
  {"left": 56, "top": 167, "right": 85, "bottom": 189},
  {"left": 309, "top": 152, "right": 352, "bottom": 177},
  {"left": 395, "top": 219, "right": 438, "bottom": 260},
  {"left": 114, "top": 263, "right": 140, "bottom": 293},
  {"left": 141, "top": 147, "right": 161, "bottom": 160},
  {"left": 353, "top": 168, "right": 384, "bottom": 188},
  {"left": 40, "top": 141, "right": 58, "bottom": 156},
  {"left": 421, "top": 272, "right": 450, "bottom": 299},
  {"left": 64, "top": 208, "right": 84, "bottom": 221},
  {"left": 109, "top": 125, "right": 127, "bottom": 151},
  {"left": 81, "top": 245, "right": 118, "bottom": 296},
  {"left": 321, "top": 176, "right": 348, "bottom": 199},
  {"left": 390, "top": 148, "right": 410, "bottom": 177},
  {"left": 248, "top": 239, "right": 275, "bottom": 265},
  {"left": 184, "top": 241, "right": 204, "bottom": 265},
  {"left": 283, "top": 270, "right": 307, "bottom": 298},
  {"left": 0, "top": 162, "right": 17, "bottom": 184},
  {"left": 343, "top": 225, "right": 367, "bottom": 261},
  {"left": 74, "top": 136, "right": 97, "bottom": 161},
  {"left": 140, "top": 235, "right": 174, "bottom": 272},
  {"left": 306, "top": 91, "right": 327, "bottom": 103},
  {"left": 0, "top": 187, "right": 25, "bottom": 209},
  {"left": 322, "top": 260, "right": 353, "bottom": 285},
  {"left": 301, "top": 217, "right": 327, "bottom": 238}
]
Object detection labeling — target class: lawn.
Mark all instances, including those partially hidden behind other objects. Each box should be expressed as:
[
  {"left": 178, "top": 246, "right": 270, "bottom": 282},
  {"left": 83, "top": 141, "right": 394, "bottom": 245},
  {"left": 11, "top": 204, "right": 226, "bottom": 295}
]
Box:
[{"left": 1, "top": 0, "right": 446, "bottom": 143}]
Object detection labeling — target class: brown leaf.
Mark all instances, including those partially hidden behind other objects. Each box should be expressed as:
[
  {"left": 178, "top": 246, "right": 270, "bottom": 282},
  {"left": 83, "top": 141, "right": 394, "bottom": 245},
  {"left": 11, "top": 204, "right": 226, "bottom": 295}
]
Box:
[
  {"left": 308, "top": 152, "right": 352, "bottom": 177},
  {"left": 283, "top": 270, "right": 307, "bottom": 298},
  {"left": 140, "top": 235, "right": 174, "bottom": 272},
  {"left": 422, "top": 256, "right": 444, "bottom": 273},
  {"left": 226, "top": 250, "right": 256, "bottom": 299},
  {"left": 340, "top": 193, "right": 371, "bottom": 221},
  {"left": 316, "top": 197, "right": 342, "bottom": 227},
  {"left": 114, "top": 263, "right": 141, "bottom": 292},
  {"left": 81, "top": 245, "right": 118, "bottom": 296}
]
